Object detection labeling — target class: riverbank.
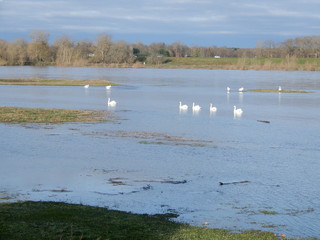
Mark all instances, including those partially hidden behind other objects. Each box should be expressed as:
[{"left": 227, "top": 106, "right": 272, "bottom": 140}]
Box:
[
  {"left": 44, "top": 57, "right": 320, "bottom": 71},
  {"left": 0, "top": 201, "right": 306, "bottom": 240},
  {"left": 2, "top": 56, "right": 320, "bottom": 71}
]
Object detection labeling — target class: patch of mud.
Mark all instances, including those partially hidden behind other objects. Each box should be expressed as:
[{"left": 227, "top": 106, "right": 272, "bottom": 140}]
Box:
[
  {"left": 32, "top": 188, "right": 73, "bottom": 193},
  {"left": 83, "top": 130, "right": 234, "bottom": 148}
]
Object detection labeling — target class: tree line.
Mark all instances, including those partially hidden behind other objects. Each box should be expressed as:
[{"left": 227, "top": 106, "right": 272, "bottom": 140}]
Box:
[{"left": 0, "top": 30, "right": 320, "bottom": 66}]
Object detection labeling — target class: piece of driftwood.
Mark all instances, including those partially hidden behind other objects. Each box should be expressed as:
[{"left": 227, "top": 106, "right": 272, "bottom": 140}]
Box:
[
  {"left": 257, "top": 120, "right": 271, "bottom": 123},
  {"left": 219, "top": 180, "right": 250, "bottom": 186},
  {"left": 161, "top": 180, "right": 187, "bottom": 184}
]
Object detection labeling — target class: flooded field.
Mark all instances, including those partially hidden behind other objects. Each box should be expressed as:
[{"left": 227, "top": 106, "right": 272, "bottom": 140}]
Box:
[{"left": 0, "top": 66, "right": 320, "bottom": 238}]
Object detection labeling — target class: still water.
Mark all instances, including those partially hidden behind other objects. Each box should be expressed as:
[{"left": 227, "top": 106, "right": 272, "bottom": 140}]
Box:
[{"left": 1, "top": 66, "right": 320, "bottom": 238}]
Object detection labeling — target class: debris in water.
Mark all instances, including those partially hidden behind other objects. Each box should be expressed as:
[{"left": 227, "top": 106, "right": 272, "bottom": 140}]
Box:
[
  {"left": 257, "top": 120, "right": 271, "bottom": 123},
  {"left": 219, "top": 180, "right": 250, "bottom": 186}
]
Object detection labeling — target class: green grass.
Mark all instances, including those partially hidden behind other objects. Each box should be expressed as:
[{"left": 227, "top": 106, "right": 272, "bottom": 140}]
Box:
[
  {"left": 0, "top": 78, "right": 117, "bottom": 86},
  {"left": 0, "top": 201, "right": 311, "bottom": 240},
  {"left": 0, "top": 106, "right": 109, "bottom": 123}
]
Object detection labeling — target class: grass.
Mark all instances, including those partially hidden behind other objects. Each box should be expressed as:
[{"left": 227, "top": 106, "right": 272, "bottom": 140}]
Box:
[
  {"left": 248, "top": 89, "right": 312, "bottom": 93},
  {"left": 0, "top": 201, "right": 311, "bottom": 240},
  {"left": 0, "top": 78, "right": 117, "bottom": 86},
  {"left": 259, "top": 210, "right": 279, "bottom": 215},
  {"left": 0, "top": 106, "right": 109, "bottom": 124},
  {"left": 156, "top": 57, "right": 320, "bottom": 71}
]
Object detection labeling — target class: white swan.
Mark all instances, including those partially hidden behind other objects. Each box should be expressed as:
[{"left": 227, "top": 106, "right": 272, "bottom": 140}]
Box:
[
  {"left": 233, "top": 105, "right": 243, "bottom": 115},
  {"left": 192, "top": 102, "right": 201, "bottom": 111},
  {"left": 106, "top": 85, "right": 112, "bottom": 90},
  {"left": 179, "top": 101, "right": 188, "bottom": 110},
  {"left": 278, "top": 86, "right": 282, "bottom": 92},
  {"left": 84, "top": 84, "right": 89, "bottom": 88},
  {"left": 238, "top": 87, "right": 244, "bottom": 92},
  {"left": 107, "top": 98, "right": 117, "bottom": 107},
  {"left": 227, "top": 87, "right": 230, "bottom": 93},
  {"left": 210, "top": 103, "right": 217, "bottom": 112}
]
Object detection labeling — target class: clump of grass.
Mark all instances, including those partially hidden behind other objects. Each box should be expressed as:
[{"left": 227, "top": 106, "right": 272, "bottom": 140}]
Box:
[
  {"left": 0, "top": 78, "right": 117, "bottom": 87},
  {"left": 0, "top": 201, "right": 307, "bottom": 240},
  {"left": 0, "top": 106, "right": 109, "bottom": 124},
  {"left": 259, "top": 210, "right": 278, "bottom": 215}
]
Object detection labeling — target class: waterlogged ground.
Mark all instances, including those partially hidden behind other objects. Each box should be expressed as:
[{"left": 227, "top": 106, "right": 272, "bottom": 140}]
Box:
[{"left": 0, "top": 67, "right": 320, "bottom": 239}]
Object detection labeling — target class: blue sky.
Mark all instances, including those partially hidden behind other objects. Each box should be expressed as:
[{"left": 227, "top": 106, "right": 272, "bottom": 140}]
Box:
[{"left": 1, "top": 0, "right": 320, "bottom": 48}]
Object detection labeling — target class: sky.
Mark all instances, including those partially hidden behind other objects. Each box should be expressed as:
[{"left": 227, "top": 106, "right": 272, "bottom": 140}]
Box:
[{"left": 0, "top": 0, "right": 320, "bottom": 48}]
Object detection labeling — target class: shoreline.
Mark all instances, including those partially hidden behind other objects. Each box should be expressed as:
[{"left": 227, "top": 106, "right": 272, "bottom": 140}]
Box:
[
  {"left": 2, "top": 56, "right": 320, "bottom": 71},
  {"left": 0, "top": 201, "right": 309, "bottom": 240}
]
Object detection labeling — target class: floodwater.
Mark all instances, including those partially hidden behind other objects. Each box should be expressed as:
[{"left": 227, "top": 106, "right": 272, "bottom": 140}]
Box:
[{"left": 1, "top": 66, "right": 320, "bottom": 239}]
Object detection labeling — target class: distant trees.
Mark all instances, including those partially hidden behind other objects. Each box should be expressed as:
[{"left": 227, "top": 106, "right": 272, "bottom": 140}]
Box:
[
  {"left": 0, "top": 31, "right": 320, "bottom": 66},
  {"left": 27, "top": 30, "right": 51, "bottom": 64}
]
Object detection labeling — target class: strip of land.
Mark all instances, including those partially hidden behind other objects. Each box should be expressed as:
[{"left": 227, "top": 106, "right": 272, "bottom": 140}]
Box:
[
  {"left": 248, "top": 89, "right": 312, "bottom": 93},
  {"left": 0, "top": 106, "right": 109, "bottom": 123},
  {"left": 0, "top": 78, "right": 116, "bottom": 86},
  {"left": 0, "top": 201, "right": 305, "bottom": 240}
]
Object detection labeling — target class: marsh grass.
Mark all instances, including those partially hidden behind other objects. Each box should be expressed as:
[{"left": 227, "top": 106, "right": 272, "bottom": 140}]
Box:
[
  {"left": 0, "top": 106, "right": 109, "bottom": 124},
  {"left": 248, "top": 89, "right": 312, "bottom": 93},
  {"left": 0, "top": 201, "right": 308, "bottom": 240},
  {"left": 160, "top": 57, "right": 320, "bottom": 71},
  {"left": 0, "top": 78, "right": 116, "bottom": 86}
]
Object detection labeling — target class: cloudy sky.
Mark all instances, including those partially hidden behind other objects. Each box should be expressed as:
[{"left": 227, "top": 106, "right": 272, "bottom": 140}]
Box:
[{"left": 1, "top": 0, "right": 320, "bottom": 47}]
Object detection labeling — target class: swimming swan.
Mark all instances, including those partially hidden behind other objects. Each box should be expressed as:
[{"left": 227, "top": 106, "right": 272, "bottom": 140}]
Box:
[
  {"left": 108, "top": 98, "right": 117, "bottom": 107},
  {"left": 238, "top": 87, "right": 244, "bottom": 92},
  {"left": 233, "top": 105, "right": 243, "bottom": 115},
  {"left": 84, "top": 84, "right": 89, "bottom": 88},
  {"left": 227, "top": 87, "right": 230, "bottom": 93},
  {"left": 278, "top": 86, "right": 282, "bottom": 92},
  {"left": 179, "top": 101, "right": 188, "bottom": 110},
  {"left": 106, "top": 85, "right": 112, "bottom": 90},
  {"left": 210, "top": 103, "right": 217, "bottom": 112},
  {"left": 192, "top": 102, "right": 201, "bottom": 111}
]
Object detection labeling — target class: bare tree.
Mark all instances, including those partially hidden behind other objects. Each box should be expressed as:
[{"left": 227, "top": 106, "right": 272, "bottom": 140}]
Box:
[
  {"left": 7, "top": 38, "right": 28, "bottom": 65},
  {"left": 27, "top": 30, "right": 51, "bottom": 64},
  {"left": 108, "top": 41, "right": 134, "bottom": 64},
  {"left": 0, "top": 40, "right": 8, "bottom": 65},
  {"left": 93, "top": 33, "right": 112, "bottom": 63},
  {"left": 54, "top": 35, "right": 75, "bottom": 65}
]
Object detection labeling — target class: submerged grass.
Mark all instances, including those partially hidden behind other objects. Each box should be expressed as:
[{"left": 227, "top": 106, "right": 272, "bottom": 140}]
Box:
[
  {"left": 0, "top": 201, "right": 310, "bottom": 240},
  {"left": 0, "top": 106, "right": 109, "bottom": 123},
  {"left": 0, "top": 78, "right": 117, "bottom": 86}
]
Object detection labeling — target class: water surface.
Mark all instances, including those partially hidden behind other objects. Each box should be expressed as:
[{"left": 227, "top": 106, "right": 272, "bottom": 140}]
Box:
[{"left": 1, "top": 66, "right": 319, "bottom": 238}]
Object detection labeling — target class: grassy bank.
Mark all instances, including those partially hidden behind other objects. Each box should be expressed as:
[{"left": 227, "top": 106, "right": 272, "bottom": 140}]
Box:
[
  {"left": 156, "top": 57, "right": 320, "bottom": 71},
  {"left": 248, "top": 89, "right": 312, "bottom": 93},
  {"left": 0, "top": 106, "right": 109, "bottom": 124},
  {"left": 0, "top": 201, "right": 309, "bottom": 240},
  {"left": 0, "top": 78, "right": 116, "bottom": 86}
]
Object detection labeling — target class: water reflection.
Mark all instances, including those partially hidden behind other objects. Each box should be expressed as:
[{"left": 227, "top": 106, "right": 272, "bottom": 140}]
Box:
[
  {"left": 238, "top": 92, "right": 244, "bottom": 104},
  {"left": 179, "top": 108, "right": 188, "bottom": 115}
]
